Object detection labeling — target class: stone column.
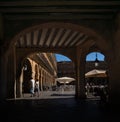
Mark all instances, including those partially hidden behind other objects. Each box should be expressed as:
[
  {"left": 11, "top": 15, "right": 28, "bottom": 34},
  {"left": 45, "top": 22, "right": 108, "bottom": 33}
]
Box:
[
  {"left": 40, "top": 68, "right": 43, "bottom": 91},
  {"left": 108, "top": 12, "right": 120, "bottom": 106},
  {"left": 0, "top": 14, "right": 3, "bottom": 43},
  {"left": 0, "top": 14, "right": 5, "bottom": 101},
  {"left": 0, "top": 47, "right": 8, "bottom": 101},
  {"left": 6, "top": 47, "right": 16, "bottom": 99},
  {"left": 79, "top": 59, "right": 86, "bottom": 99},
  {"left": 32, "top": 71, "right": 35, "bottom": 79},
  {"left": 19, "top": 68, "right": 24, "bottom": 97},
  {"left": 75, "top": 47, "right": 86, "bottom": 99},
  {"left": 75, "top": 64, "right": 80, "bottom": 98}
]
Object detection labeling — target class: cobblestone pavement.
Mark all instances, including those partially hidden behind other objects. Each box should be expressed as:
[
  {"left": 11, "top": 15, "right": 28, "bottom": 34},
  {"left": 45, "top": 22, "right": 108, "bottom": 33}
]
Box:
[{"left": 0, "top": 91, "right": 119, "bottom": 122}]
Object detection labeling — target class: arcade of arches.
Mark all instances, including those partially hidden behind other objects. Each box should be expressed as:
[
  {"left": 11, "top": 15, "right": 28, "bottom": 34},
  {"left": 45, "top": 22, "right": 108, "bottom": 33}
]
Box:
[
  {"left": 20, "top": 53, "right": 57, "bottom": 97},
  {"left": 0, "top": 0, "right": 120, "bottom": 106}
]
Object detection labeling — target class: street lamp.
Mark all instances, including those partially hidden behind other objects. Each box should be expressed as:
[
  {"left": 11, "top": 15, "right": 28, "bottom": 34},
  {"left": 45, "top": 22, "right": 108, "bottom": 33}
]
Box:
[{"left": 94, "top": 52, "right": 99, "bottom": 67}]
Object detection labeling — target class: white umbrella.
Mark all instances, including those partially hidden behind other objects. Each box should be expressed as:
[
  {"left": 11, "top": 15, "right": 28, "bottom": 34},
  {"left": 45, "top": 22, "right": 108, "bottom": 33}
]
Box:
[
  {"left": 56, "top": 77, "right": 75, "bottom": 84},
  {"left": 85, "top": 69, "right": 107, "bottom": 78}
]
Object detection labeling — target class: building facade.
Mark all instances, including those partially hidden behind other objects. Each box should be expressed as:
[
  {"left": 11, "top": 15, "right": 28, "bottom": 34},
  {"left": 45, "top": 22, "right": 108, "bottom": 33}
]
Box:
[
  {"left": 57, "top": 60, "right": 108, "bottom": 84},
  {"left": 57, "top": 61, "right": 76, "bottom": 79}
]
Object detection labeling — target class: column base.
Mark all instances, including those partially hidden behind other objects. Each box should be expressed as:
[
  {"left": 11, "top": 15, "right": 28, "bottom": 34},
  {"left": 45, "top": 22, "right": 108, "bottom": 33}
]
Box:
[{"left": 107, "top": 93, "right": 120, "bottom": 110}]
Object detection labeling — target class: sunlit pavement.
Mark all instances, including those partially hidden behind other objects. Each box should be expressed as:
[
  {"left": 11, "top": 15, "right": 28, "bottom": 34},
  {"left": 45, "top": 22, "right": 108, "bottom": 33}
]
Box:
[
  {"left": 0, "top": 91, "right": 119, "bottom": 122},
  {"left": 20, "top": 91, "right": 76, "bottom": 99}
]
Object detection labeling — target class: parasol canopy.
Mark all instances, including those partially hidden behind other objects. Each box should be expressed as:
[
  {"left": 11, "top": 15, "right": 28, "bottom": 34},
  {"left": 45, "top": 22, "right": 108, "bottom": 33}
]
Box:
[
  {"left": 85, "top": 69, "right": 107, "bottom": 78},
  {"left": 56, "top": 77, "right": 75, "bottom": 84}
]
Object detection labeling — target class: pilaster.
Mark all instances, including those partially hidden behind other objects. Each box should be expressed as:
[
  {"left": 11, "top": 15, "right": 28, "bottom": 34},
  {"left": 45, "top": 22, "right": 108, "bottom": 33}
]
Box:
[
  {"left": 0, "top": 47, "right": 7, "bottom": 101},
  {"left": 108, "top": 12, "right": 120, "bottom": 106},
  {"left": 0, "top": 14, "right": 3, "bottom": 42},
  {"left": 6, "top": 47, "right": 17, "bottom": 99}
]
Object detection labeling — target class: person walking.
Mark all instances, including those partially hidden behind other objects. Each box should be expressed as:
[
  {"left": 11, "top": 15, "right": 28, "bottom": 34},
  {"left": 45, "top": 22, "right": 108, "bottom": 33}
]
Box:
[
  {"left": 34, "top": 79, "right": 40, "bottom": 97},
  {"left": 30, "top": 77, "right": 35, "bottom": 97}
]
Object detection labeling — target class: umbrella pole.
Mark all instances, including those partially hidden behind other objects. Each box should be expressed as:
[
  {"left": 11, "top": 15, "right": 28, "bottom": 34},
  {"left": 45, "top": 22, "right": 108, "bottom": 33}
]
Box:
[
  {"left": 61, "top": 85, "right": 64, "bottom": 94},
  {"left": 63, "top": 82, "right": 66, "bottom": 92}
]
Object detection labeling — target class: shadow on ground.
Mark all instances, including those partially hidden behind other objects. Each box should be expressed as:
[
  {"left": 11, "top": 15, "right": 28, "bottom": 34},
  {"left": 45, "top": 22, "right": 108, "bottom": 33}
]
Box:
[{"left": 0, "top": 97, "right": 119, "bottom": 122}]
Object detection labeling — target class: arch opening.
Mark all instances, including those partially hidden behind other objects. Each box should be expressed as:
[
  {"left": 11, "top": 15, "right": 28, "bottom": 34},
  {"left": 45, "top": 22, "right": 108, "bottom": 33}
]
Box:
[
  {"left": 18, "top": 51, "right": 76, "bottom": 99},
  {"left": 6, "top": 22, "right": 110, "bottom": 101},
  {"left": 85, "top": 51, "right": 109, "bottom": 102}
]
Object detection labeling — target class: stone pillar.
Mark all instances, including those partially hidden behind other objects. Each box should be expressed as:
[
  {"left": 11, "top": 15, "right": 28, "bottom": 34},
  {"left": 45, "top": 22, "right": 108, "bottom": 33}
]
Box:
[
  {"left": 0, "top": 14, "right": 9, "bottom": 101},
  {"left": 75, "top": 64, "right": 80, "bottom": 98},
  {"left": 0, "top": 14, "right": 3, "bottom": 42},
  {"left": 79, "top": 59, "right": 86, "bottom": 99},
  {"left": 6, "top": 47, "right": 16, "bottom": 99},
  {"left": 32, "top": 71, "right": 35, "bottom": 79},
  {"left": 31, "top": 60, "right": 35, "bottom": 79},
  {"left": 40, "top": 68, "right": 43, "bottom": 91},
  {"left": 19, "top": 68, "right": 24, "bottom": 97},
  {"left": 0, "top": 47, "right": 7, "bottom": 101},
  {"left": 108, "top": 12, "right": 120, "bottom": 106},
  {"left": 75, "top": 47, "right": 86, "bottom": 99}
]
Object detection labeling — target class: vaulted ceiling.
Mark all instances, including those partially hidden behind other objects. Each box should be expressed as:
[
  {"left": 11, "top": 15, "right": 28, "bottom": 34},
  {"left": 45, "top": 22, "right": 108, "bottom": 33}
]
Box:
[
  {"left": 0, "top": 0, "right": 120, "bottom": 48},
  {"left": 15, "top": 27, "right": 88, "bottom": 48}
]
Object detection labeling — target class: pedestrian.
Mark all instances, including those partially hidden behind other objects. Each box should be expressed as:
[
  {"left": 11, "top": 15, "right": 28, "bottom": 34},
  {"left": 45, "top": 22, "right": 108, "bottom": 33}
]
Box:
[
  {"left": 30, "top": 77, "right": 35, "bottom": 97},
  {"left": 34, "top": 79, "right": 40, "bottom": 97}
]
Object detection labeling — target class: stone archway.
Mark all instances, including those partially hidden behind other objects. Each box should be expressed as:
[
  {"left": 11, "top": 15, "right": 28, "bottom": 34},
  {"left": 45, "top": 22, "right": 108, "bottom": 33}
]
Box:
[
  {"left": 8, "top": 22, "right": 109, "bottom": 52},
  {"left": 2, "top": 22, "right": 111, "bottom": 100},
  {"left": 22, "top": 59, "right": 32, "bottom": 94}
]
